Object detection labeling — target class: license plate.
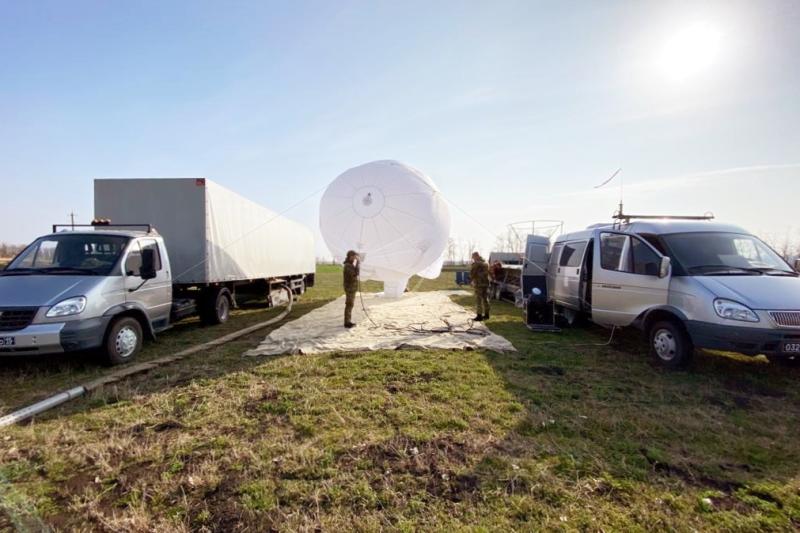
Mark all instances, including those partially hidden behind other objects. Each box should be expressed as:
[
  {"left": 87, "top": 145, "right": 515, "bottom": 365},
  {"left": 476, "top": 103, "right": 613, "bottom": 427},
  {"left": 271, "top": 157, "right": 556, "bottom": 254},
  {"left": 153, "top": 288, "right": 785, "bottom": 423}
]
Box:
[
  {"left": 0, "top": 336, "right": 15, "bottom": 347},
  {"left": 782, "top": 342, "right": 800, "bottom": 353}
]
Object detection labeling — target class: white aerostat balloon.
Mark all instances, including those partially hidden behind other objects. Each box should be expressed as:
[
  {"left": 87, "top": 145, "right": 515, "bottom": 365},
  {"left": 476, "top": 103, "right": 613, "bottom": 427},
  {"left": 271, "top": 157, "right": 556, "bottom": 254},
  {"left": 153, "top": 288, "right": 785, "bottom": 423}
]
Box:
[{"left": 320, "top": 160, "right": 451, "bottom": 297}]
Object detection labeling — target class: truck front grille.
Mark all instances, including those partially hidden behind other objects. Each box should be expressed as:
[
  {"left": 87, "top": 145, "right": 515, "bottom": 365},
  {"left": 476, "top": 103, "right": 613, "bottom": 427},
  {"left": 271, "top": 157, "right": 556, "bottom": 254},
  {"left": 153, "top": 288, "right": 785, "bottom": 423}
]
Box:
[
  {"left": 0, "top": 308, "right": 38, "bottom": 332},
  {"left": 769, "top": 311, "right": 800, "bottom": 328}
]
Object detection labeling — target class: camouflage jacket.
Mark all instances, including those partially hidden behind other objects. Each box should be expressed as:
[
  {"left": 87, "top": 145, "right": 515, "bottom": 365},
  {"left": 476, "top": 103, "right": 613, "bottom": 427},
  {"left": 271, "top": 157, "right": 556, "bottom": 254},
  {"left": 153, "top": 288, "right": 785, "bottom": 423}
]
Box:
[
  {"left": 343, "top": 262, "right": 359, "bottom": 293},
  {"left": 470, "top": 259, "right": 490, "bottom": 288}
]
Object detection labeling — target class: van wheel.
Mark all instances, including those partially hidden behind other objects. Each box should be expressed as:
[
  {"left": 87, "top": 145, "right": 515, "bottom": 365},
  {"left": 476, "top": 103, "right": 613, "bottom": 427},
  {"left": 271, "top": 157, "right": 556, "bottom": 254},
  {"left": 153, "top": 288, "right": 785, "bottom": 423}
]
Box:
[
  {"left": 104, "top": 317, "right": 143, "bottom": 365},
  {"left": 649, "top": 320, "right": 693, "bottom": 369},
  {"left": 200, "top": 288, "right": 232, "bottom": 325}
]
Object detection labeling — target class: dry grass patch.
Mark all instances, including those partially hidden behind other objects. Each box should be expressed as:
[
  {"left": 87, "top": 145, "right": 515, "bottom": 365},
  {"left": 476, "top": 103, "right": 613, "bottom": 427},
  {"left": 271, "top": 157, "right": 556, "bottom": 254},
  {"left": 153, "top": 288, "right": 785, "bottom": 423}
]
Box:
[{"left": 1, "top": 266, "right": 800, "bottom": 531}]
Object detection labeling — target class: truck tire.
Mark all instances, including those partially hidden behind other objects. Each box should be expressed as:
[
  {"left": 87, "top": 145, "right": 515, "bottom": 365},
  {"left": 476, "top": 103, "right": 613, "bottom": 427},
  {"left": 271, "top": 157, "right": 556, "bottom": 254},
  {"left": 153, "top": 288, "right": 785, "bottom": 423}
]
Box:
[
  {"left": 649, "top": 320, "right": 693, "bottom": 369},
  {"left": 200, "top": 287, "right": 232, "bottom": 325},
  {"left": 103, "top": 316, "right": 143, "bottom": 365}
]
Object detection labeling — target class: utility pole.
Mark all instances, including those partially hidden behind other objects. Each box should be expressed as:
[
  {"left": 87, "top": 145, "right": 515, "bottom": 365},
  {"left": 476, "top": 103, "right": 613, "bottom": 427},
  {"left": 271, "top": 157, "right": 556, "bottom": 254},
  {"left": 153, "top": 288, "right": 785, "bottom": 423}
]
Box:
[{"left": 69, "top": 212, "right": 76, "bottom": 230}]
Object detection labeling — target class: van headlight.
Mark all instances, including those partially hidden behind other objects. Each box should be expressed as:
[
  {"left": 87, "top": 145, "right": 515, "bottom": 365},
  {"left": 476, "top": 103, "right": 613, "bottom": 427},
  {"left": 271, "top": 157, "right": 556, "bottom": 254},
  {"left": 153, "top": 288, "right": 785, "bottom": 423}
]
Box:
[
  {"left": 713, "top": 299, "right": 759, "bottom": 323},
  {"left": 46, "top": 296, "right": 87, "bottom": 318}
]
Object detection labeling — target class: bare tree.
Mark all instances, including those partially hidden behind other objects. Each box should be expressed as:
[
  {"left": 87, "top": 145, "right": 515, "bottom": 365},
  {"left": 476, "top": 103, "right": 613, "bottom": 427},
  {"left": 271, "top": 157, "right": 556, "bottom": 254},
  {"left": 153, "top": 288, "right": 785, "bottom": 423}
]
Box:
[
  {"left": 0, "top": 243, "right": 25, "bottom": 259},
  {"left": 493, "top": 234, "right": 505, "bottom": 253},
  {"left": 464, "top": 239, "right": 478, "bottom": 260},
  {"left": 761, "top": 229, "right": 799, "bottom": 261},
  {"left": 446, "top": 238, "right": 458, "bottom": 264}
]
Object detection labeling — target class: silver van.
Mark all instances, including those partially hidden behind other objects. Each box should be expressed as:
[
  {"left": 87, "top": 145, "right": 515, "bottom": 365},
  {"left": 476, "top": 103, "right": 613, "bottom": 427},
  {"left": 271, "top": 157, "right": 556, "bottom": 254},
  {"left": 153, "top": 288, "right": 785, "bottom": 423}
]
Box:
[
  {"left": 0, "top": 230, "right": 173, "bottom": 364},
  {"left": 543, "top": 219, "right": 800, "bottom": 368}
]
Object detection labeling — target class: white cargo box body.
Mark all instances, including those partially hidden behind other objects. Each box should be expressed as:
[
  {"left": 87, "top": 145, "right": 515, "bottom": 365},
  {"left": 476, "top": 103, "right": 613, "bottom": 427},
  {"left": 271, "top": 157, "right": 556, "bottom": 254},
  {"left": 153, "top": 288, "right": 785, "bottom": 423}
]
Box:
[{"left": 94, "top": 178, "right": 315, "bottom": 285}]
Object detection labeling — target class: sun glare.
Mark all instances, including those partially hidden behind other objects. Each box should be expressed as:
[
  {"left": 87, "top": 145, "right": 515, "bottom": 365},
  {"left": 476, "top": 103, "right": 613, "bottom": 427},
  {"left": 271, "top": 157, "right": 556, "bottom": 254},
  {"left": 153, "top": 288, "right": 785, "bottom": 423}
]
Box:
[{"left": 658, "top": 21, "right": 722, "bottom": 83}]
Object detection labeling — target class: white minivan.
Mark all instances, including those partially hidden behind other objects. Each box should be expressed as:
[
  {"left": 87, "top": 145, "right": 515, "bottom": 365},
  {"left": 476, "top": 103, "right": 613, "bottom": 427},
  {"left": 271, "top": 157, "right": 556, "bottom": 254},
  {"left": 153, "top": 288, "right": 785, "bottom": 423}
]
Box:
[{"left": 543, "top": 219, "right": 800, "bottom": 368}]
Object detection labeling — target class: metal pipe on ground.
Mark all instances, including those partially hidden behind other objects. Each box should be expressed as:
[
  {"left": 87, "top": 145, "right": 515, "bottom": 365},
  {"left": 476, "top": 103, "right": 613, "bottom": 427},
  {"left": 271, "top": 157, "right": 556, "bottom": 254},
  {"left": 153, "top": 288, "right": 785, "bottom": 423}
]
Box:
[{"left": 0, "top": 288, "right": 294, "bottom": 428}]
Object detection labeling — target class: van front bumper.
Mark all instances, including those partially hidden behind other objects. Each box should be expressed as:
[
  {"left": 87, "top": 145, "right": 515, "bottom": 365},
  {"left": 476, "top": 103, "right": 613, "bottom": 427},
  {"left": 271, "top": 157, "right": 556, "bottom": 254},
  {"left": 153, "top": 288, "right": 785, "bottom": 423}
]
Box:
[
  {"left": 0, "top": 318, "right": 110, "bottom": 356},
  {"left": 685, "top": 320, "right": 800, "bottom": 356}
]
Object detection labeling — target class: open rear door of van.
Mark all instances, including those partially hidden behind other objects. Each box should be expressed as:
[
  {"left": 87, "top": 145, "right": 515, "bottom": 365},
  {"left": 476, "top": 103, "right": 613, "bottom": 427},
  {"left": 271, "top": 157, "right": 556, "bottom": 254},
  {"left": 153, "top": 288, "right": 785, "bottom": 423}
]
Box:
[{"left": 591, "top": 231, "right": 669, "bottom": 326}]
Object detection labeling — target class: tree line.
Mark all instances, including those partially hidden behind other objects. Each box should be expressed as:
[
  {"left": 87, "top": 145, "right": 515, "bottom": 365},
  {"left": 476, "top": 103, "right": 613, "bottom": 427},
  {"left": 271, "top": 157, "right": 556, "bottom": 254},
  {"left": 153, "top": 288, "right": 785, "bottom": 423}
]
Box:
[{"left": 0, "top": 242, "right": 25, "bottom": 259}]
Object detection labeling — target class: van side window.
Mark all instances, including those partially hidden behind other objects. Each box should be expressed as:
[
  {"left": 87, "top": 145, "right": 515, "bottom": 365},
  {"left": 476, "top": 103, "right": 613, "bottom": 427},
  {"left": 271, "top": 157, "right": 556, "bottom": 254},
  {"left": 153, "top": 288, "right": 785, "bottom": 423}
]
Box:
[
  {"left": 140, "top": 239, "right": 163, "bottom": 271},
  {"left": 125, "top": 241, "right": 142, "bottom": 276},
  {"left": 631, "top": 238, "right": 661, "bottom": 275},
  {"left": 600, "top": 234, "right": 628, "bottom": 270},
  {"left": 559, "top": 242, "right": 586, "bottom": 267},
  {"left": 601, "top": 233, "right": 662, "bottom": 276}
]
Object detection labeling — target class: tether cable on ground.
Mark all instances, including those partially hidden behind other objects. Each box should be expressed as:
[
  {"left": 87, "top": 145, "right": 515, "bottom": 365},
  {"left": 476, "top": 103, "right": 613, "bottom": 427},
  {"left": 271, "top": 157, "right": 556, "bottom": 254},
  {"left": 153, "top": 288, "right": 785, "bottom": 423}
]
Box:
[
  {"left": 355, "top": 274, "right": 488, "bottom": 337},
  {"left": 0, "top": 287, "right": 294, "bottom": 428}
]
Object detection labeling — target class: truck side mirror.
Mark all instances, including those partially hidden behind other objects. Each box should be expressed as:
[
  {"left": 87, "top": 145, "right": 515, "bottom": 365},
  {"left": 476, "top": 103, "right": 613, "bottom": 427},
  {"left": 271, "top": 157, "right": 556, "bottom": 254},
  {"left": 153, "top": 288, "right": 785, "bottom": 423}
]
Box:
[
  {"left": 140, "top": 248, "right": 157, "bottom": 280},
  {"left": 795, "top": 258, "right": 800, "bottom": 273},
  {"left": 659, "top": 256, "right": 671, "bottom": 278}
]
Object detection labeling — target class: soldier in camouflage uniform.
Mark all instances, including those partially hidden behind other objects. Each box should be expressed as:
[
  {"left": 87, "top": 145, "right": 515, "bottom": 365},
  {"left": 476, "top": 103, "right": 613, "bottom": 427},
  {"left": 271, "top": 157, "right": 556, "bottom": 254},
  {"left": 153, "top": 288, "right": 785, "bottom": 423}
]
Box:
[
  {"left": 343, "top": 250, "right": 360, "bottom": 328},
  {"left": 470, "top": 252, "right": 490, "bottom": 321}
]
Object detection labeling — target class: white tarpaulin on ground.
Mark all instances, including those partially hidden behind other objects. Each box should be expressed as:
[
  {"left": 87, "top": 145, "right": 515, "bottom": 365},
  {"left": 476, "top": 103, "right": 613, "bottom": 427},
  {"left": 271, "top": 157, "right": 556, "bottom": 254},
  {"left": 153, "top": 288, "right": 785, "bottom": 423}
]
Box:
[{"left": 244, "top": 291, "right": 516, "bottom": 356}]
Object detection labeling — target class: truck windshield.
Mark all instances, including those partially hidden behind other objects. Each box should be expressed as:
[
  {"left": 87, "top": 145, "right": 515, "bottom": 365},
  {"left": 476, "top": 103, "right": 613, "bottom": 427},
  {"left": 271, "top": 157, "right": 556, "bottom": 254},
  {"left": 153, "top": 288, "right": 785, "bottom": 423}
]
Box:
[
  {"left": 4, "top": 234, "right": 130, "bottom": 276},
  {"left": 661, "top": 232, "right": 795, "bottom": 276}
]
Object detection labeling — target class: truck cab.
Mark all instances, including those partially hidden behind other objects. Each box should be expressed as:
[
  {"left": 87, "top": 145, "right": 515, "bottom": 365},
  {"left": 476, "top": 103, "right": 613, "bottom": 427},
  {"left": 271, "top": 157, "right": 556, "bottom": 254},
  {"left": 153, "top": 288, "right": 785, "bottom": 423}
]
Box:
[
  {"left": 0, "top": 228, "right": 172, "bottom": 364},
  {"left": 542, "top": 219, "right": 800, "bottom": 368}
]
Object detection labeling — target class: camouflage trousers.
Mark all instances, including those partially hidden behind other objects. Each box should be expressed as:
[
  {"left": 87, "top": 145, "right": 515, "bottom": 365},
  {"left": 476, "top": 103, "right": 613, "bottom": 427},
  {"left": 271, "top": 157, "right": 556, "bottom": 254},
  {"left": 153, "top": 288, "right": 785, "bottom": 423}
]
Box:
[
  {"left": 474, "top": 286, "right": 490, "bottom": 316},
  {"left": 344, "top": 290, "right": 356, "bottom": 325}
]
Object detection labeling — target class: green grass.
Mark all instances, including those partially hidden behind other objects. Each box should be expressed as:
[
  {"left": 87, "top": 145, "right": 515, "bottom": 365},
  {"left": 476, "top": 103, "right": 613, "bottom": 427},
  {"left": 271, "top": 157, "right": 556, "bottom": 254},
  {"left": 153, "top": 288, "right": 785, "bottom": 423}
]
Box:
[{"left": 1, "top": 265, "right": 799, "bottom": 531}]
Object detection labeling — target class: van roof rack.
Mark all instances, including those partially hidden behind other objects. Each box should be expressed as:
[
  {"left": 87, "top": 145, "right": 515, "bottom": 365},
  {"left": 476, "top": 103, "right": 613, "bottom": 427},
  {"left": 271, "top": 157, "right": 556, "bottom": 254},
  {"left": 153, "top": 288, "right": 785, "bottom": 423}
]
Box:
[
  {"left": 613, "top": 212, "right": 714, "bottom": 224},
  {"left": 52, "top": 223, "right": 153, "bottom": 233}
]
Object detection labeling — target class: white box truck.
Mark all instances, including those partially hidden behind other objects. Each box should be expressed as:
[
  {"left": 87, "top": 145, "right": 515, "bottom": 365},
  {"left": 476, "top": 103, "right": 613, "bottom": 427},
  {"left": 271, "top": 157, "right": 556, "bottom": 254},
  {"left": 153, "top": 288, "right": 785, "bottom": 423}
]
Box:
[{"left": 0, "top": 178, "right": 315, "bottom": 364}]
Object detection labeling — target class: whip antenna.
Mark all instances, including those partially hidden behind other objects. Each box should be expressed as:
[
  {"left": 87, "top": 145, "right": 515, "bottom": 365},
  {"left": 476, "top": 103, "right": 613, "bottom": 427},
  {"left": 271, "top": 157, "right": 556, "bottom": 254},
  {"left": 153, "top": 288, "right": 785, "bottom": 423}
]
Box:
[{"left": 594, "top": 167, "right": 623, "bottom": 216}]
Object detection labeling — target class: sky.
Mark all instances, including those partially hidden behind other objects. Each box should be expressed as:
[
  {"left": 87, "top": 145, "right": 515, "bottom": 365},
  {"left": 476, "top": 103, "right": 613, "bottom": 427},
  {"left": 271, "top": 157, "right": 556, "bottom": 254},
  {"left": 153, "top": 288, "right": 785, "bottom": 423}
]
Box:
[{"left": 1, "top": 0, "right": 799, "bottom": 259}]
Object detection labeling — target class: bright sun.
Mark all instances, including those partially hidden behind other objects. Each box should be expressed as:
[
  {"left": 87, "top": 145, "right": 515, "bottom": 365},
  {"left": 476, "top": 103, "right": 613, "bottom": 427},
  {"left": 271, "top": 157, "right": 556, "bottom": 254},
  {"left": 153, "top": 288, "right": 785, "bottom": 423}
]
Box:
[{"left": 658, "top": 21, "right": 723, "bottom": 83}]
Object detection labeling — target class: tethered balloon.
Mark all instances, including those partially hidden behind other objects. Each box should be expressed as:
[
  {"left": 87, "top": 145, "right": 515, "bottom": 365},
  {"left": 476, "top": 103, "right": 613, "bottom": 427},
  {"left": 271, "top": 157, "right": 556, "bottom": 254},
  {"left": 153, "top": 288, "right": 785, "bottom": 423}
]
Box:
[{"left": 319, "top": 160, "right": 451, "bottom": 297}]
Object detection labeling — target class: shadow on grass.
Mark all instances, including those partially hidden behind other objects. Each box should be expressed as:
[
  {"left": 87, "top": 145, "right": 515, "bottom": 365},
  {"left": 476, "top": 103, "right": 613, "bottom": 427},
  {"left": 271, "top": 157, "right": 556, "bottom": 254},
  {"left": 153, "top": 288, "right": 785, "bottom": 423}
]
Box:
[
  {"left": 0, "top": 269, "right": 462, "bottom": 419},
  {"left": 0, "top": 297, "right": 332, "bottom": 417},
  {"left": 460, "top": 295, "right": 800, "bottom": 526}
]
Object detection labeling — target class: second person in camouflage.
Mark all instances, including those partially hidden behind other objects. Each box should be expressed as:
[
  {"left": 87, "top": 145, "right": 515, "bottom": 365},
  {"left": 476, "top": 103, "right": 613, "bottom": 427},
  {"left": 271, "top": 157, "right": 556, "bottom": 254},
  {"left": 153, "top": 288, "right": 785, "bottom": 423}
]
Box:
[{"left": 470, "top": 251, "right": 490, "bottom": 321}]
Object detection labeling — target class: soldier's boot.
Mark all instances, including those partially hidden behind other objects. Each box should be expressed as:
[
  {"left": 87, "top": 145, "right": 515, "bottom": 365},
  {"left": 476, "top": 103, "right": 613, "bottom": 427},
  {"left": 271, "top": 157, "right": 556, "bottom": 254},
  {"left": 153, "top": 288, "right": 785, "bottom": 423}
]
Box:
[
  {"left": 484, "top": 312, "right": 490, "bottom": 320},
  {"left": 473, "top": 314, "right": 484, "bottom": 321}
]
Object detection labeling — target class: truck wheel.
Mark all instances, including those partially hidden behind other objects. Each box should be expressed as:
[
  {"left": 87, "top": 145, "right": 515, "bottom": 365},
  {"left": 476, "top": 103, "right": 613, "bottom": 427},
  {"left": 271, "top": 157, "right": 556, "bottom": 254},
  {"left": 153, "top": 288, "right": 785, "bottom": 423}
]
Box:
[
  {"left": 104, "top": 317, "right": 143, "bottom": 365},
  {"left": 649, "top": 320, "right": 693, "bottom": 369},
  {"left": 200, "top": 288, "right": 232, "bottom": 325}
]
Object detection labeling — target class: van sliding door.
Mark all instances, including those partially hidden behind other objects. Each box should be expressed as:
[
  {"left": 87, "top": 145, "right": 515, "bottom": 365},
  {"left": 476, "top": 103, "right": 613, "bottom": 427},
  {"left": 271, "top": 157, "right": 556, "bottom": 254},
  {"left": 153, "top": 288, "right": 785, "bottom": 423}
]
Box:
[
  {"left": 591, "top": 232, "right": 669, "bottom": 326},
  {"left": 555, "top": 241, "right": 587, "bottom": 309}
]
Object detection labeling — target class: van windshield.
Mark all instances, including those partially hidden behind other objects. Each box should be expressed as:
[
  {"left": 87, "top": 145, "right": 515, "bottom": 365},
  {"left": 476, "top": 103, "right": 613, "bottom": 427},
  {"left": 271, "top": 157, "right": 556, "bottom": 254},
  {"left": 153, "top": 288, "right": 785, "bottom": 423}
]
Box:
[
  {"left": 661, "top": 232, "right": 795, "bottom": 276},
  {"left": 3, "top": 234, "right": 130, "bottom": 276}
]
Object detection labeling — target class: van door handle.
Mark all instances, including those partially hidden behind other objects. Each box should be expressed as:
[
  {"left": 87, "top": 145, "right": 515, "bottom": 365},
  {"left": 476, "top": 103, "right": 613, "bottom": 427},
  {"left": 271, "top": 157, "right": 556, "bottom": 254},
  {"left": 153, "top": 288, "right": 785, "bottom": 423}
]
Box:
[{"left": 601, "top": 284, "right": 621, "bottom": 289}]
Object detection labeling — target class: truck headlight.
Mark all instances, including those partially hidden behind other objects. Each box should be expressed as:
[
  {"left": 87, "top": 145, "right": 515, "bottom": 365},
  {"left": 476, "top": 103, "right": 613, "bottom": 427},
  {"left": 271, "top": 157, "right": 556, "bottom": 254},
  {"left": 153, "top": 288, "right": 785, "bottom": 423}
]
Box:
[
  {"left": 713, "top": 299, "right": 759, "bottom": 323},
  {"left": 46, "top": 296, "right": 87, "bottom": 318}
]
